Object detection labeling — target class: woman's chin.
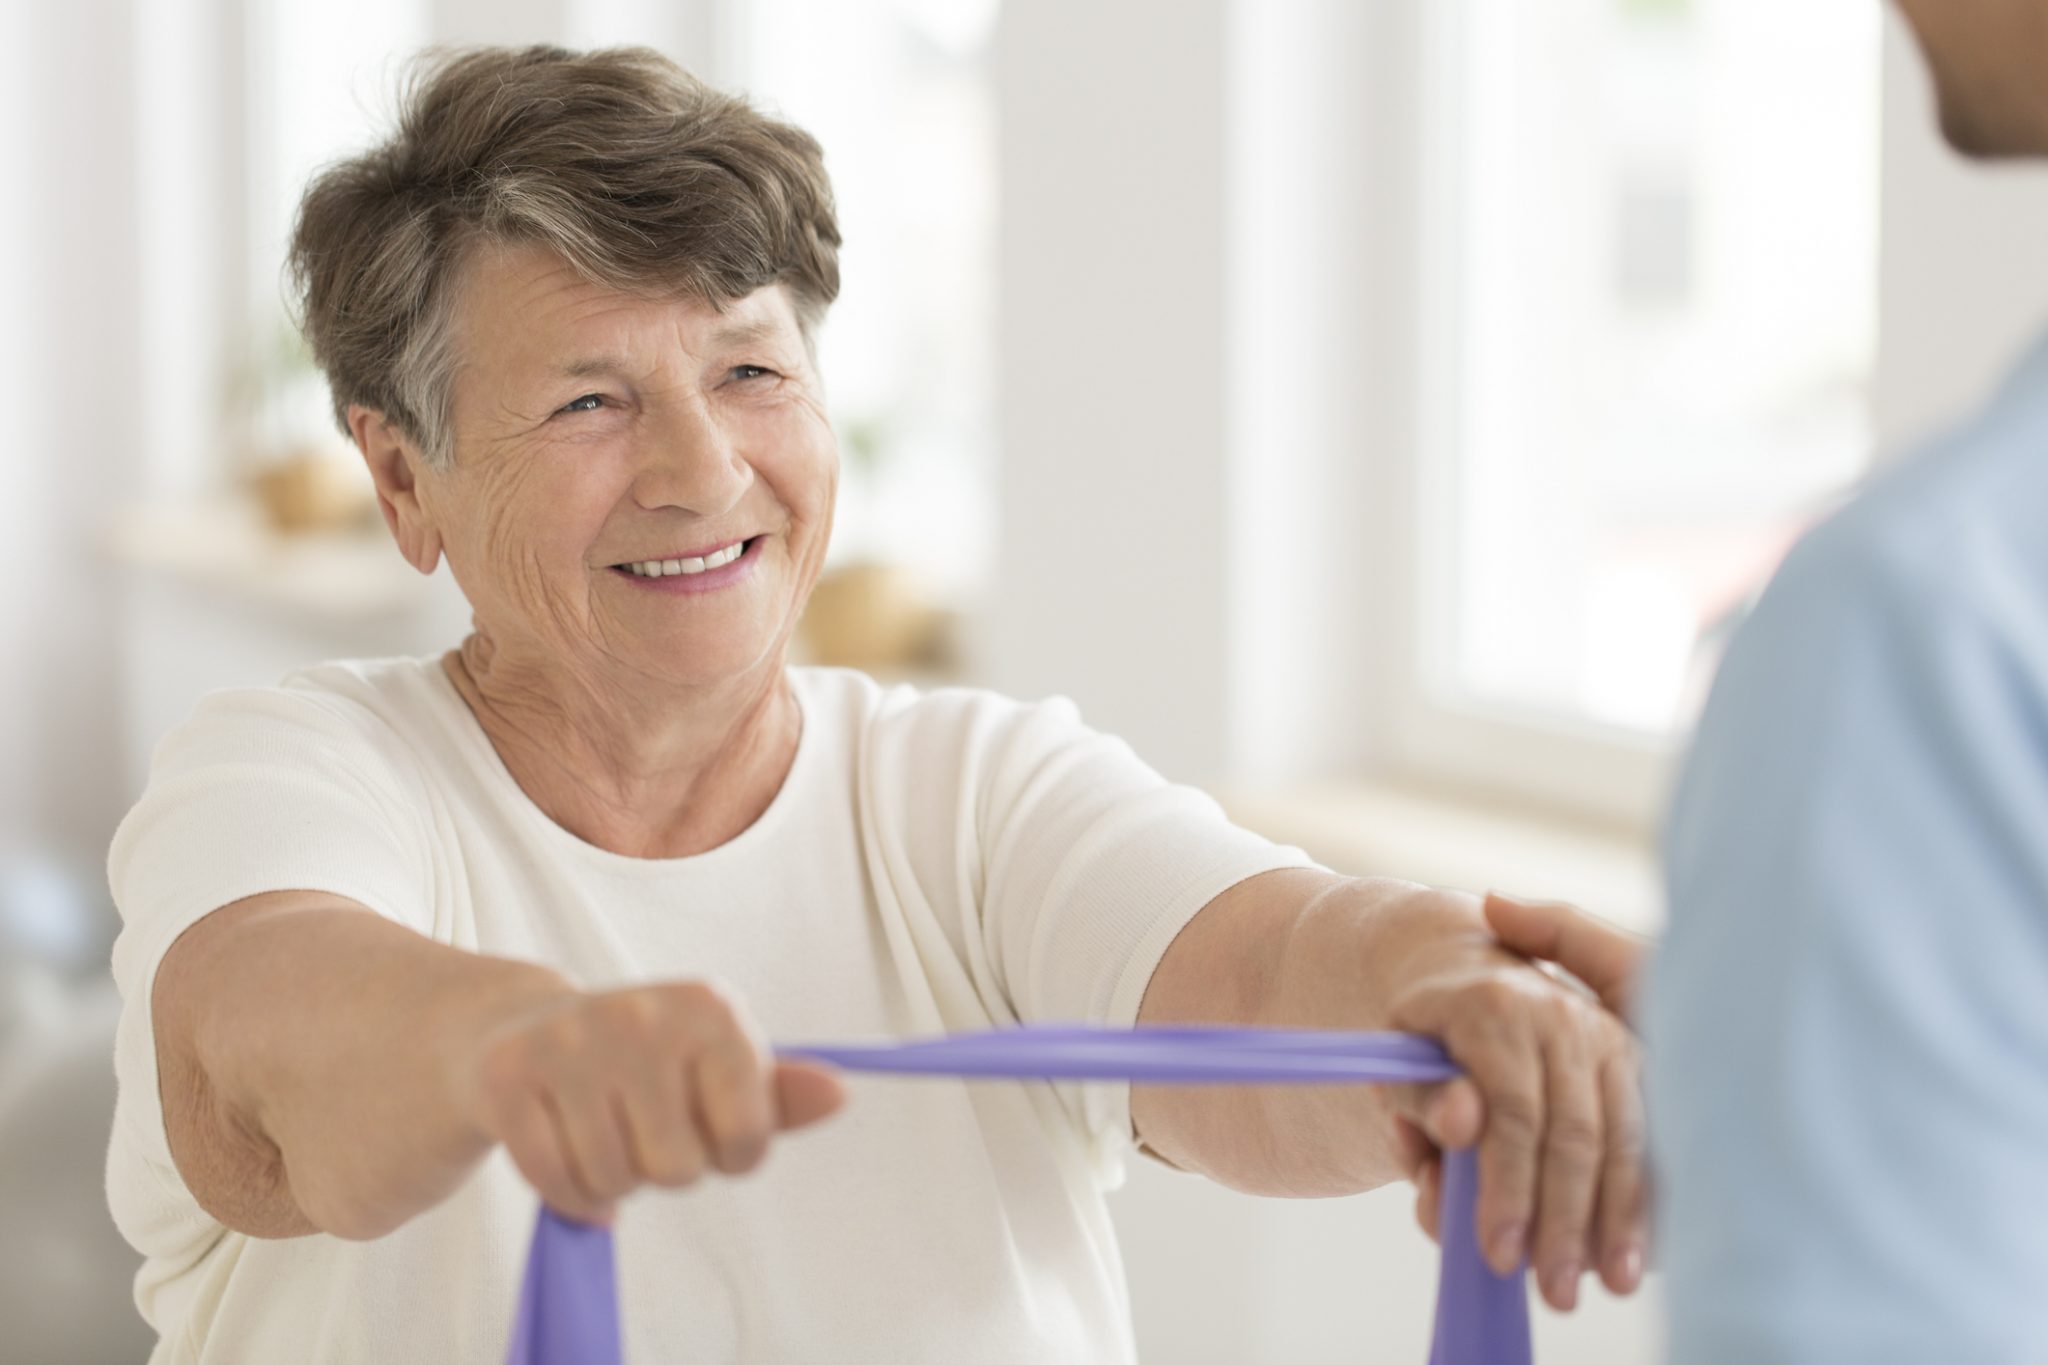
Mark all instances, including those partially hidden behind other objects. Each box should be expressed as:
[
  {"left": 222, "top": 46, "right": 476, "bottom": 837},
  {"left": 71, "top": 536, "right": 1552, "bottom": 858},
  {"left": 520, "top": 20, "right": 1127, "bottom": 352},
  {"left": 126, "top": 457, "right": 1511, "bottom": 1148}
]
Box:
[{"left": 634, "top": 631, "right": 786, "bottom": 690}]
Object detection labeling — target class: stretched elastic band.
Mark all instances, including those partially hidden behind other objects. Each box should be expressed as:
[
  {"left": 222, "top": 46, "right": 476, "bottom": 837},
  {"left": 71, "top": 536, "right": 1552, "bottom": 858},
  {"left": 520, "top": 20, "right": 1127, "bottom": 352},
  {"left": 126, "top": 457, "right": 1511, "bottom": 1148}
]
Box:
[{"left": 505, "top": 1025, "right": 1531, "bottom": 1365}]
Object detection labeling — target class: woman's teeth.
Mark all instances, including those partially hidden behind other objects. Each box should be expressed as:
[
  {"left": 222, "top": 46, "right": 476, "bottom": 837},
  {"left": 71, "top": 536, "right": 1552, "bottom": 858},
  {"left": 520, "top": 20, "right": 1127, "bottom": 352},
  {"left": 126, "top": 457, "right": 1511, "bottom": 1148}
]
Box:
[{"left": 621, "top": 542, "right": 747, "bottom": 578}]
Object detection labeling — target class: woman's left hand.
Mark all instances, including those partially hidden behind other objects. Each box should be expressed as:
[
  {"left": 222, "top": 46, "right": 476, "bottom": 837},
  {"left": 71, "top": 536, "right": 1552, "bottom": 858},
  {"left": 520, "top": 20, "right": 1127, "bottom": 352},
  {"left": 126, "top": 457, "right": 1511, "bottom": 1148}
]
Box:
[{"left": 1390, "top": 891, "right": 1650, "bottom": 1311}]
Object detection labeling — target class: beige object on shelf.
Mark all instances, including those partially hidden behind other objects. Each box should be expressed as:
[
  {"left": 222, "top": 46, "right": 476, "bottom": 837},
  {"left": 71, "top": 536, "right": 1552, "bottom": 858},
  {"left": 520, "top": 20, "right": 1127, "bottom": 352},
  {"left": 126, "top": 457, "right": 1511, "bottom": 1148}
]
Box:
[
  {"left": 798, "top": 561, "right": 951, "bottom": 672},
  {"left": 247, "top": 447, "right": 378, "bottom": 535}
]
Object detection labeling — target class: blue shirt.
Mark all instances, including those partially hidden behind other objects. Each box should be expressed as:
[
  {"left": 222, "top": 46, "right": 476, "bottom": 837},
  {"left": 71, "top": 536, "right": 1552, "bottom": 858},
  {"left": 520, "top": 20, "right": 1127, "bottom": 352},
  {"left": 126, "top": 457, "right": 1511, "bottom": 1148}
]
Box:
[{"left": 1648, "top": 327, "right": 2048, "bottom": 1363}]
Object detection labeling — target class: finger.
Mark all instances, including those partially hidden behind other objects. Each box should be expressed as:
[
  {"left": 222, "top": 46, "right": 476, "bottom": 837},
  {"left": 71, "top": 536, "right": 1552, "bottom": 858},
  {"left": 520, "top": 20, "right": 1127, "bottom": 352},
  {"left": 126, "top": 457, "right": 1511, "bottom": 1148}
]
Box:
[
  {"left": 1392, "top": 1115, "right": 1435, "bottom": 1181},
  {"left": 694, "top": 1034, "right": 776, "bottom": 1176},
  {"left": 773, "top": 1060, "right": 847, "bottom": 1129},
  {"left": 1484, "top": 893, "right": 1643, "bottom": 1020},
  {"left": 545, "top": 1080, "right": 638, "bottom": 1207},
  {"left": 1530, "top": 1022, "right": 1603, "bottom": 1312},
  {"left": 1389, "top": 990, "right": 1543, "bottom": 1276},
  {"left": 498, "top": 1087, "right": 614, "bottom": 1225},
  {"left": 1593, "top": 1053, "right": 1649, "bottom": 1296},
  {"left": 1386, "top": 1077, "right": 1484, "bottom": 1152},
  {"left": 614, "top": 1054, "right": 706, "bottom": 1189},
  {"left": 1462, "top": 1031, "right": 1544, "bottom": 1277},
  {"left": 1412, "top": 1153, "right": 1442, "bottom": 1243}
]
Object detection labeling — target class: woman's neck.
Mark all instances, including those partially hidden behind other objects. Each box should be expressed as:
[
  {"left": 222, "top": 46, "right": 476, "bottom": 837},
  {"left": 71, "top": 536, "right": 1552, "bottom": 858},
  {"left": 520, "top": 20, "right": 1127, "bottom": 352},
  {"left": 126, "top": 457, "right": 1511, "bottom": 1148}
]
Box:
[{"left": 442, "top": 635, "right": 802, "bottom": 860}]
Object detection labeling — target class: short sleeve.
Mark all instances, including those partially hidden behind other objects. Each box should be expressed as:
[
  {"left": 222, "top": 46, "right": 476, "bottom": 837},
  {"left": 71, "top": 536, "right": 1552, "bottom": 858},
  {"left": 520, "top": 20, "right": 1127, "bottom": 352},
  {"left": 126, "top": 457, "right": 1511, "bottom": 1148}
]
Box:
[
  {"left": 1647, "top": 521, "right": 2048, "bottom": 1363},
  {"left": 105, "top": 684, "right": 437, "bottom": 1249},
  {"left": 970, "top": 695, "right": 1315, "bottom": 1175}
]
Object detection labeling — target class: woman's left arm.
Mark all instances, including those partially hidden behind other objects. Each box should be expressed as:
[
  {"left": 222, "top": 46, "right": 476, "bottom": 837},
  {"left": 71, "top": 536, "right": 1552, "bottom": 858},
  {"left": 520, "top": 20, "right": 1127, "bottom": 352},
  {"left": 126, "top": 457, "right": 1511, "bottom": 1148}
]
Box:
[{"left": 1132, "top": 868, "right": 1647, "bottom": 1312}]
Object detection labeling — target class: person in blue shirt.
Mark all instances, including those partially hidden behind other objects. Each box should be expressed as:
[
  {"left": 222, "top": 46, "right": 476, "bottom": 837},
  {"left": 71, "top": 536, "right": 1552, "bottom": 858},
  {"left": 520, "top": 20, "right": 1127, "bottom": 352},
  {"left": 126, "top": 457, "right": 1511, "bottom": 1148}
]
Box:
[{"left": 1472, "top": 1, "right": 2048, "bottom": 1357}]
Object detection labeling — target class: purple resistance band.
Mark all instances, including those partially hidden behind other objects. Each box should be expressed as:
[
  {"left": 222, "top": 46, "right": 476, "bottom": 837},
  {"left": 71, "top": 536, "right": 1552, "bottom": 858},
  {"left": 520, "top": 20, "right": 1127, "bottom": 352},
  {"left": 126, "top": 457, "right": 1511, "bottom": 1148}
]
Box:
[{"left": 504, "top": 1025, "right": 1532, "bottom": 1365}]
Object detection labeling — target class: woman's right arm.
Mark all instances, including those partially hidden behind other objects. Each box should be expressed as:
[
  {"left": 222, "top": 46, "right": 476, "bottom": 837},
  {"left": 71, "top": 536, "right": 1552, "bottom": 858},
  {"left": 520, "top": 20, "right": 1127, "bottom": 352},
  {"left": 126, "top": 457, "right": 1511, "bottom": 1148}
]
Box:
[{"left": 152, "top": 891, "right": 845, "bottom": 1240}]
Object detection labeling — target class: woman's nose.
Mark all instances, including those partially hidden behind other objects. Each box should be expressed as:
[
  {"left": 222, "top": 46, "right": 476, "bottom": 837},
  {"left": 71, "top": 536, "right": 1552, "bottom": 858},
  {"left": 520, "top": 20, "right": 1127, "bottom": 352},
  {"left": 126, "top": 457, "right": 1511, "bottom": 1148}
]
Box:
[{"left": 630, "top": 402, "right": 754, "bottom": 517}]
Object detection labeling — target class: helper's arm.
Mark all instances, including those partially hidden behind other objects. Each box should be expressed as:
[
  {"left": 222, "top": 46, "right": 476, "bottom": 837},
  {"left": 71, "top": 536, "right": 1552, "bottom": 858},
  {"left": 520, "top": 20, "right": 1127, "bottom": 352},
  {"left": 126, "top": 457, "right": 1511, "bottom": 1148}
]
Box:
[{"left": 1132, "top": 868, "right": 1647, "bottom": 1311}]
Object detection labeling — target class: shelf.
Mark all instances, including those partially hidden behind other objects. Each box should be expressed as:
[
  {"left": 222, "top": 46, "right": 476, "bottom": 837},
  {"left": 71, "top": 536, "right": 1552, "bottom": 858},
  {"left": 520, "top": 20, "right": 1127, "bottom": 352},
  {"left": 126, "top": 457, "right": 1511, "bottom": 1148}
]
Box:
[
  {"left": 106, "top": 498, "right": 437, "bottom": 621},
  {"left": 1210, "top": 778, "right": 1663, "bottom": 933}
]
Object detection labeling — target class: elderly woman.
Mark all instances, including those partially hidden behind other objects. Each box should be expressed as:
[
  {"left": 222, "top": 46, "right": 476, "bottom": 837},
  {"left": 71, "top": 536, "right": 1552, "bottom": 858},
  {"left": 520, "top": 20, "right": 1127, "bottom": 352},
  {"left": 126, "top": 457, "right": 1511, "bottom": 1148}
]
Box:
[{"left": 107, "top": 46, "right": 1643, "bottom": 1364}]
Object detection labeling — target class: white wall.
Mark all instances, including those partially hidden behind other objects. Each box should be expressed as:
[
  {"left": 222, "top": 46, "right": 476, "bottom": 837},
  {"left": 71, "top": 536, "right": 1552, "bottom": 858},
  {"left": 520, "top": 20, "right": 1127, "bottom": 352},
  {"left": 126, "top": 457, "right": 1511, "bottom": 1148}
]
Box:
[
  {"left": 1, "top": 0, "right": 145, "bottom": 867},
  {"left": 988, "top": 0, "right": 1236, "bottom": 786},
  {"left": 988, "top": 0, "right": 1417, "bottom": 789},
  {"left": 1876, "top": 9, "right": 2048, "bottom": 455}
]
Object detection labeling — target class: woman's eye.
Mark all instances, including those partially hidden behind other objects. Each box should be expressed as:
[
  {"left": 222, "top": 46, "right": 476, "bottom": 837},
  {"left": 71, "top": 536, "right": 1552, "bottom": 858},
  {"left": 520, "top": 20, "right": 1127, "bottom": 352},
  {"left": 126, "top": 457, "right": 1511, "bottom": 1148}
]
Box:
[
  {"left": 559, "top": 393, "right": 605, "bottom": 414},
  {"left": 732, "top": 365, "right": 775, "bottom": 383}
]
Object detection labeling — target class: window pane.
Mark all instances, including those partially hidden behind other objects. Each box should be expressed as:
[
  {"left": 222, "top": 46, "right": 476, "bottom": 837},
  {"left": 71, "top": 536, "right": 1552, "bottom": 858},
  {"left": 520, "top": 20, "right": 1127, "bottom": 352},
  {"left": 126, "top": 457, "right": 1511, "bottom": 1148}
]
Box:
[
  {"left": 1435, "top": 0, "right": 1880, "bottom": 733},
  {"left": 735, "top": 0, "right": 1000, "bottom": 596}
]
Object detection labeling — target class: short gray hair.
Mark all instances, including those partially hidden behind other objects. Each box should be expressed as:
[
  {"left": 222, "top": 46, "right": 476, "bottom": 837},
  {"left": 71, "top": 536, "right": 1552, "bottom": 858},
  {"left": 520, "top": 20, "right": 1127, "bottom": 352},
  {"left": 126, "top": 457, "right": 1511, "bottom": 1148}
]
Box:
[{"left": 287, "top": 44, "right": 842, "bottom": 465}]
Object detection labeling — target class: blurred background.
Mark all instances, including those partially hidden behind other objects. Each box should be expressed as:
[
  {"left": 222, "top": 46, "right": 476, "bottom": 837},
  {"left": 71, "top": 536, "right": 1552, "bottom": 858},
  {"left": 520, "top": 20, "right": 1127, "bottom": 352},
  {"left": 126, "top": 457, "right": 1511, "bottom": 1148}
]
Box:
[{"left": 5, "top": 0, "right": 2048, "bottom": 1360}]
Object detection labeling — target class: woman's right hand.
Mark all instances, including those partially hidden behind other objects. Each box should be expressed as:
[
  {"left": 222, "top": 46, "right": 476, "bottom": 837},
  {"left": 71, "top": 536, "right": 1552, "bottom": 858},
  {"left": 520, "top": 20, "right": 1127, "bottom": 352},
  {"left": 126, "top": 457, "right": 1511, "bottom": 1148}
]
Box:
[{"left": 456, "top": 980, "right": 846, "bottom": 1225}]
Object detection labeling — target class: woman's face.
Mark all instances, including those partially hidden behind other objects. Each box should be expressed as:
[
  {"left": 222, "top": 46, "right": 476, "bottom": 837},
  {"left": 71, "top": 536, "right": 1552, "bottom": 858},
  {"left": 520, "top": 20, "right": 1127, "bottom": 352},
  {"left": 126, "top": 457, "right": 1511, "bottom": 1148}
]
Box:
[{"left": 420, "top": 243, "right": 838, "bottom": 691}]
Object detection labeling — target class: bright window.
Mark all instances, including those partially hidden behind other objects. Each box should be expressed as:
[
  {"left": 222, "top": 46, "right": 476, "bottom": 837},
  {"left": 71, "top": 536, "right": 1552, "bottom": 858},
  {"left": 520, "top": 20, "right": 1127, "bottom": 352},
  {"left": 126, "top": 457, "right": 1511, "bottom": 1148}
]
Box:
[{"left": 1425, "top": 0, "right": 1882, "bottom": 738}]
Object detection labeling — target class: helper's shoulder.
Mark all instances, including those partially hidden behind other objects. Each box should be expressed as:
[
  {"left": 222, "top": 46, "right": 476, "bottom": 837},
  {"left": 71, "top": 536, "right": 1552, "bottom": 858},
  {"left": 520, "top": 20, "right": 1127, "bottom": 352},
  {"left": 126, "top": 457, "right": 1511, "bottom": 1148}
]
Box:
[
  {"left": 1765, "top": 366, "right": 2048, "bottom": 657},
  {"left": 1826, "top": 340, "right": 2048, "bottom": 612}
]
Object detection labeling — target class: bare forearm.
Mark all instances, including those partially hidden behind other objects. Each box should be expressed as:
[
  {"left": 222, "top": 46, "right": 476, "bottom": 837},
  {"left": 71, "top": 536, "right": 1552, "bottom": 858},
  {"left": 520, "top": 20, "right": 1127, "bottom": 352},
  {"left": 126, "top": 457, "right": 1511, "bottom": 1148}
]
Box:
[
  {"left": 157, "top": 892, "right": 574, "bottom": 1239},
  {"left": 1133, "top": 871, "right": 1497, "bottom": 1196}
]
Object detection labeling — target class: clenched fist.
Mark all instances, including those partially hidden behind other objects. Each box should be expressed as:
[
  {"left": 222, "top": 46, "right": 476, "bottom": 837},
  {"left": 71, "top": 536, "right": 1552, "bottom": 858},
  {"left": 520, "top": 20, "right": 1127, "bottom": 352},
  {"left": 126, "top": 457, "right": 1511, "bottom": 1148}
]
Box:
[{"left": 455, "top": 980, "right": 846, "bottom": 1224}]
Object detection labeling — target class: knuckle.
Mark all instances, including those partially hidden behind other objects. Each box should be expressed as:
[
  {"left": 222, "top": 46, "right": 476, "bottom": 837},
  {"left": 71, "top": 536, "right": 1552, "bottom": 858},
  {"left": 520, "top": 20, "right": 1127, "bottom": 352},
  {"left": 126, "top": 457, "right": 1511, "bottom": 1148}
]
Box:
[
  {"left": 1605, "top": 1031, "right": 1644, "bottom": 1074},
  {"left": 666, "top": 980, "right": 743, "bottom": 1038},
  {"left": 1604, "top": 1118, "right": 1648, "bottom": 1171},
  {"left": 699, "top": 1036, "right": 768, "bottom": 1095},
  {"left": 598, "top": 991, "right": 665, "bottom": 1045},
  {"left": 543, "top": 1184, "right": 590, "bottom": 1218},
  {"left": 1529, "top": 989, "right": 1592, "bottom": 1043},
  {"left": 479, "top": 1036, "right": 535, "bottom": 1095},
  {"left": 715, "top": 1131, "right": 770, "bottom": 1176},
  {"left": 1544, "top": 1118, "right": 1605, "bottom": 1170},
  {"left": 644, "top": 1144, "right": 707, "bottom": 1188},
  {"left": 590, "top": 1160, "right": 636, "bottom": 1201},
  {"left": 684, "top": 978, "right": 736, "bottom": 1018},
  {"left": 537, "top": 1009, "right": 590, "bottom": 1059},
  {"left": 1465, "top": 977, "right": 1525, "bottom": 1021},
  {"left": 505, "top": 1136, "right": 562, "bottom": 1191},
  {"left": 1485, "top": 1094, "right": 1544, "bottom": 1151}
]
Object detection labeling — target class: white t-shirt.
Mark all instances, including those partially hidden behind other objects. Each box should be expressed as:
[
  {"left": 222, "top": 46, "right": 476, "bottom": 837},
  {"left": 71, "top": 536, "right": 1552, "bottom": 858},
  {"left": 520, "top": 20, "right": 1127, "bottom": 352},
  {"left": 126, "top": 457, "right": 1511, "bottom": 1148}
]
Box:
[{"left": 107, "top": 657, "right": 1311, "bottom": 1364}]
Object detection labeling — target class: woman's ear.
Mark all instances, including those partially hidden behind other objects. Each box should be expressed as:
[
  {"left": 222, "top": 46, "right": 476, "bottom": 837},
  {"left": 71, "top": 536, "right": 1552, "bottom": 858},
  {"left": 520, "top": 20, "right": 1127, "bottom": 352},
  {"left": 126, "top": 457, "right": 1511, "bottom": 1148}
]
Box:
[{"left": 347, "top": 406, "right": 445, "bottom": 576}]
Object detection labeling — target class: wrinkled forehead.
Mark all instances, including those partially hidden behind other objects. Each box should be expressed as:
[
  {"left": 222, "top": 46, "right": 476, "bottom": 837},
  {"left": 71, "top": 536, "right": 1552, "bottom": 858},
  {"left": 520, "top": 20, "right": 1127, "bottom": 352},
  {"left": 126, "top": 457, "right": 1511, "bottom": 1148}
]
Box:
[{"left": 447, "top": 239, "right": 804, "bottom": 381}]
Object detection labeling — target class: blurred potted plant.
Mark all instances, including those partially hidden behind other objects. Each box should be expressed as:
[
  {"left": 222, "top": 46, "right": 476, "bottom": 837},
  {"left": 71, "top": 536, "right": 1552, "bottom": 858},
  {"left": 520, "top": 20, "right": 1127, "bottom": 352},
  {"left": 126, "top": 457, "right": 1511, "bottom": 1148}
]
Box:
[{"left": 225, "top": 319, "right": 377, "bottom": 536}]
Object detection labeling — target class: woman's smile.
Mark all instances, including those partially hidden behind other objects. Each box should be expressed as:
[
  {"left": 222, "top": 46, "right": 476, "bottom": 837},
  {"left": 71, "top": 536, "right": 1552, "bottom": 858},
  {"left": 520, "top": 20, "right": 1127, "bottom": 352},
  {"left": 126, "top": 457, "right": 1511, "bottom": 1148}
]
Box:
[{"left": 606, "top": 535, "right": 766, "bottom": 596}]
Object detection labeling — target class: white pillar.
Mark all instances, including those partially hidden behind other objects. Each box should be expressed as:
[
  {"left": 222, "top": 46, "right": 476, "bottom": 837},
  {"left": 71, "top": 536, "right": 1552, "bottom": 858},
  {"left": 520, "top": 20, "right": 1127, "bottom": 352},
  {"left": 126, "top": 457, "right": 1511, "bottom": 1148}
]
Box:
[
  {"left": 988, "top": 0, "right": 1417, "bottom": 785},
  {"left": 3, "top": 0, "right": 146, "bottom": 854},
  {"left": 988, "top": 0, "right": 1235, "bottom": 784},
  {"left": 431, "top": 0, "right": 570, "bottom": 46}
]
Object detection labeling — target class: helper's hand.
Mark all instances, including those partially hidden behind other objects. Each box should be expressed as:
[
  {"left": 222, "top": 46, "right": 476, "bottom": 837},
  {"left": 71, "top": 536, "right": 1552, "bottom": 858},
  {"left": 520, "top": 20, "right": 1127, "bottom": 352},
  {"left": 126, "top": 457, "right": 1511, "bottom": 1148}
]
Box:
[
  {"left": 455, "top": 980, "right": 845, "bottom": 1225},
  {"left": 1386, "top": 893, "right": 1647, "bottom": 1312},
  {"left": 1482, "top": 891, "right": 1648, "bottom": 1023}
]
